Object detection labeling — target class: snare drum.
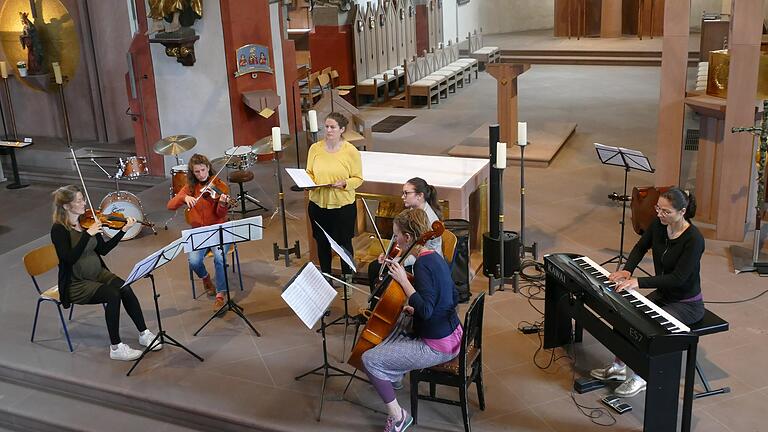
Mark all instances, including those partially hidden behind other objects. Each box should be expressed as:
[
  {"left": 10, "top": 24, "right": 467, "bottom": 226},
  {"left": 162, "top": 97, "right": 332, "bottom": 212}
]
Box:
[
  {"left": 170, "top": 164, "right": 188, "bottom": 196},
  {"left": 224, "top": 146, "right": 254, "bottom": 170},
  {"left": 119, "top": 156, "right": 149, "bottom": 179},
  {"left": 100, "top": 191, "right": 145, "bottom": 240}
]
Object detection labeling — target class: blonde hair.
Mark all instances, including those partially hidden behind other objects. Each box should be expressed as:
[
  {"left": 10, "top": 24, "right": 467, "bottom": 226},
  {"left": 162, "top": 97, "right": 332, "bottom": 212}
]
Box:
[
  {"left": 51, "top": 185, "right": 81, "bottom": 229},
  {"left": 393, "top": 208, "right": 430, "bottom": 243}
]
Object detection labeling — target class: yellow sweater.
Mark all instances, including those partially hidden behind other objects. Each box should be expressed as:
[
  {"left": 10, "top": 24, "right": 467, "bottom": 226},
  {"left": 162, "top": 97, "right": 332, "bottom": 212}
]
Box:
[{"left": 306, "top": 140, "right": 363, "bottom": 208}]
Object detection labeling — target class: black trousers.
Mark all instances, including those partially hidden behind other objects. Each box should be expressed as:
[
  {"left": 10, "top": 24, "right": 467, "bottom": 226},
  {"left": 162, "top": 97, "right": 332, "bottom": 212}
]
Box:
[
  {"left": 308, "top": 201, "right": 357, "bottom": 275},
  {"left": 85, "top": 277, "right": 147, "bottom": 345}
]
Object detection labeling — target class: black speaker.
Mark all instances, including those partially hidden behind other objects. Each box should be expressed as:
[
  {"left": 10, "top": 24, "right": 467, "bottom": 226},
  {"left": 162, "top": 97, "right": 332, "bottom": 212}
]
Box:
[{"left": 482, "top": 231, "right": 520, "bottom": 277}]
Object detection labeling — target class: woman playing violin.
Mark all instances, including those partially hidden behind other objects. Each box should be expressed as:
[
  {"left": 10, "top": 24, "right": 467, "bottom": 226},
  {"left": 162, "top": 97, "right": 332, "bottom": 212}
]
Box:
[
  {"left": 167, "top": 153, "right": 231, "bottom": 311},
  {"left": 50, "top": 185, "right": 161, "bottom": 361},
  {"left": 362, "top": 208, "right": 462, "bottom": 432}
]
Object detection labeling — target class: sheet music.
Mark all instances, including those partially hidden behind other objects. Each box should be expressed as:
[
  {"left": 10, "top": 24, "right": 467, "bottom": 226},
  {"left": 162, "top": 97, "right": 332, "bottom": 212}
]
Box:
[
  {"left": 314, "top": 221, "right": 357, "bottom": 272},
  {"left": 285, "top": 168, "right": 329, "bottom": 189},
  {"left": 281, "top": 263, "right": 338, "bottom": 328},
  {"left": 182, "top": 216, "right": 263, "bottom": 253},
  {"left": 123, "top": 237, "right": 186, "bottom": 287},
  {"left": 619, "top": 147, "right": 654, "bottom": 172},
  {"left": 594, "top": 143, "right": 624, "bottom": 167}
]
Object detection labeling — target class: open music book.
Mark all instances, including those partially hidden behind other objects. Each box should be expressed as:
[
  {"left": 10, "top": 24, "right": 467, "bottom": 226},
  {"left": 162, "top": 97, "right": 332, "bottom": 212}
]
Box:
[
  {"left": 281, "top": 262, "right": 337, "bottom": 329},
  {"left": 285, "top": 168, "right": 331, "bottom": 189}
]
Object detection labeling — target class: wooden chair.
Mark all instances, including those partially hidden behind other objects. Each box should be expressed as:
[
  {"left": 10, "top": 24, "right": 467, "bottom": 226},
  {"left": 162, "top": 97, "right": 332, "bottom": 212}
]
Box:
[
  {"left": 402, "top": 57, "right": 439, "bottom": 109},
  {"left": 447, "top": 39, "right": 478, "bottom": 84},
  {"left": 300, "top": 71, "right": 324, "bottom": 108},
  {"left": 418, "top": 53, "right": 449, "bottom": 100},
  {"left": 441, "top": 229, "right": 458, "bottom": 269},
  {"left": 25, "top": 244, "right": 75, "bottom": 352},
  {"left": 410, "top": 292, "right": 486, "bottom": 432},
  {"left": 425, "top": 49, "right": 458, "bottom": 94},
  {"left": 188, "top": 244, "right": 243, "bottom": 299}
]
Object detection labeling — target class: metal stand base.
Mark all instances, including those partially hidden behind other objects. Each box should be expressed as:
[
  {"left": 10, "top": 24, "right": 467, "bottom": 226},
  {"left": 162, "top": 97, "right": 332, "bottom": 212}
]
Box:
[
  {"left": 234, "top": 190, "right": 268, "bottom": 216},
  {"left": 194, "top": 247, "right": 260, "bottom": 337},
  {"left": 295, "top": 311, "right": 364, "bottom": 421},
  {"left": 730, "top": 244, "right": 768, "bottom": 274},
  {"left": 273, "top": 240, "right": 301, "bottom": 266},
  {"left": 127, "top": 274, "right": 203, "bottom": 376}
]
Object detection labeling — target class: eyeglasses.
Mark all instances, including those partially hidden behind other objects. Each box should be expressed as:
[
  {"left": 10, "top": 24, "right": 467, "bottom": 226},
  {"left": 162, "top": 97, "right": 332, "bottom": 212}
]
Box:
[
  {"left": 402, "top": 190, "right": 417, "bottom": 197},
  {"left": 654, "top": 205, "right": 676, "bottom": 216}
]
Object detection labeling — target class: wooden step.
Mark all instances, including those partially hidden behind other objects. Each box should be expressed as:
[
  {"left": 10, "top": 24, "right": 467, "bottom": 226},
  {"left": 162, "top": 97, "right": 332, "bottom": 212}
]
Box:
[
  {"left": 500, "top": 49, "right": 699, "bottom": 58},
  {"left": 499, "top": 56, "right": 698, "bottom": 67}
]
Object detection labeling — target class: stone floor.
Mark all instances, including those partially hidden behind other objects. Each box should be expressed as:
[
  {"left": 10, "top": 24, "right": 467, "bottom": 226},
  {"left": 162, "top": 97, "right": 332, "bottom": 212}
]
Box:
[{"left": 0, "top": 39, "right": 766, "bottom": 432}]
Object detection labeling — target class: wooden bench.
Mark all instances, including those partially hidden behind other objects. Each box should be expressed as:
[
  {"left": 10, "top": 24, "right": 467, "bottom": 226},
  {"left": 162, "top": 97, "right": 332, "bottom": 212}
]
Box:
[{"left": 466, "top": 29, "right": 499, "bottom": 68}]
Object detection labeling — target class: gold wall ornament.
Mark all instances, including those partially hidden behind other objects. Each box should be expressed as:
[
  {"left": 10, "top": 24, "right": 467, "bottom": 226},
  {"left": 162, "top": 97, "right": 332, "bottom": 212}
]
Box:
[
  {"left": 0, "top": 0, "right": 80, "bottom": 92},
  {"left": 706, "top": 49, "right": 768, "bottom": 99}
]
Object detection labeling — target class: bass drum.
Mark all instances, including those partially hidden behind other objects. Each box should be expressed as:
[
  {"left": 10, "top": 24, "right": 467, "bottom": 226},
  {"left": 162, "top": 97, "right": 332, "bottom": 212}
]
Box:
[{"left": 100, "top": 191, "right": 145, "bottom": 240}]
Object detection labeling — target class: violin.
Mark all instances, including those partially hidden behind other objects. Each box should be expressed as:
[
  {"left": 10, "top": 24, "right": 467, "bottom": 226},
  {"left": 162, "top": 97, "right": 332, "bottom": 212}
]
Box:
[
  {"left": 190, "top": 180, "right": 238, "bottom": 208},
  {"left": 347, "top": 220, "right": 445, "bottom": 370},
  {"left": 79, "top": 209, "right": 155, "bottom": 230}
]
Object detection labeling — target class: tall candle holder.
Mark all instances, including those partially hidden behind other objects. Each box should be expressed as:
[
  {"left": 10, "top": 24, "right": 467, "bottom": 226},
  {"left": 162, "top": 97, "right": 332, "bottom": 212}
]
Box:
[
  {"left": 272, "top": 129, "right": 301, "bottom": 266},
  {"left": 0, "top": 69, "right": 29, "bottom": 189}
]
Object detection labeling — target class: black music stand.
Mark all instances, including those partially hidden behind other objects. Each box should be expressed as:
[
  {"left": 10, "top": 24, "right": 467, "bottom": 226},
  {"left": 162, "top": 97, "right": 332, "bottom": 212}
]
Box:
[
  {"left": 284, "top": 262, "right": 364, "bottom": 421},
  {"left": 312, "top": 220, "right": 357, "bottom": 329},
  {"left": 595, "top": 144, "right": 652, "bottom": 274},
  {"left": 123, "top": 238, "right": 204, "bottom": 376},
  {"left": 185, "top": 216, "right": 264, "bottom": 337}
]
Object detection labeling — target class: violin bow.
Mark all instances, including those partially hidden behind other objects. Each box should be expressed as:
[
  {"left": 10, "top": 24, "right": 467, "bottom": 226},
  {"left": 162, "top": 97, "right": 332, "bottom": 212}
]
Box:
[
  {"left": 361, "top": 198, "right": 386, "bottom": 253},
  {"left": 58, "top": 81, "right": 96, "bottom": 215}
]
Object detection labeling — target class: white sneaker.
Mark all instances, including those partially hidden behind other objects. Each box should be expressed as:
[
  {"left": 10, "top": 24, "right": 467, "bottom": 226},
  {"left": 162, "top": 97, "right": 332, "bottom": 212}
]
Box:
[
  {"left": 109, "top": 343, "right": 143, "bottom": 361},
  {"left": 590, "top": 363, "right": 627, "bottom": 381},
  {"left": 614, "top": 376, "right": 647, "bottom": 397},
  {"left": 138, "top": 330, "right": 163, "bottom": 351}
]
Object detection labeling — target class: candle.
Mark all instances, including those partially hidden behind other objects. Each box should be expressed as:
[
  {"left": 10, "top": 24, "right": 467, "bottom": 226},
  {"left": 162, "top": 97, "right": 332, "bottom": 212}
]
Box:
[
  {"left": 308, "top": 110, "right": 318, "bottom": 132},
  {"left": 0, "top": 62, "right": 7, "bottom": 79},
  {"left": 518, "top": 121, "right": 527, "bottom": 146},
  {"left": 52, "top": 62, "right": 63, "bottom": 84},
  {"left": 272, "top": 127, "right": 282, "bottom": 152},
  {"left": 496, "top": 142, "right": 506, "bottom": 169}
]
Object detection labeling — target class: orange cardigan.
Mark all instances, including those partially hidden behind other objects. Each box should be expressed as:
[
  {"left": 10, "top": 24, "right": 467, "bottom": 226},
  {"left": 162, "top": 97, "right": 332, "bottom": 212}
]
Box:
[{"left": 167, "top": 178, "right": 229, "bottom": 227}]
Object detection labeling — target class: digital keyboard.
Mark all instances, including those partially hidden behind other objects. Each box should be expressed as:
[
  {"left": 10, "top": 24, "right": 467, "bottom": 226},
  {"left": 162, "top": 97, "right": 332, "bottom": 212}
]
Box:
[
  {"left": 543, "top": 253, "right": 699, "bottom": 432},
  {"left": 544, "top": 253, "right": 696, "bottom": 355}
]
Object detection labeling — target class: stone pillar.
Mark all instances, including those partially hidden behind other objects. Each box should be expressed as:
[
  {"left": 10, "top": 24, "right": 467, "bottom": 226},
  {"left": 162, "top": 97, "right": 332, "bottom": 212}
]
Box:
[
  {"left": 654, "top": 0, "right": 689, "bottom": 186},
  {"left": 717, "top": 0, "right": 763, "bottom": 241}
]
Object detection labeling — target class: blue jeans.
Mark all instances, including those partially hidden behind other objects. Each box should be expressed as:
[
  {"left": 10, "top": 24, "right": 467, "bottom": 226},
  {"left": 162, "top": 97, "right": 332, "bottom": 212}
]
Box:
[{"left": 188, "top": 245, "right": 230, "bottom": 293}]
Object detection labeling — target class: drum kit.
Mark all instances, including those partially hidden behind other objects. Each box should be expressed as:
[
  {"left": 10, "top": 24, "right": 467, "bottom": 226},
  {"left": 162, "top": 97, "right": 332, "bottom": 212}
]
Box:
[{"left": 67, "top": 151, "right": 155, "bottom": 240}]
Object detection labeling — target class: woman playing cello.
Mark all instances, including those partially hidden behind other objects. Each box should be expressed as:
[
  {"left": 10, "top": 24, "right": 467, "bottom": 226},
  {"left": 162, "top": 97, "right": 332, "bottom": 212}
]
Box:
[{"left": 361, "top": 208, "right": 462, "bottom": 432}]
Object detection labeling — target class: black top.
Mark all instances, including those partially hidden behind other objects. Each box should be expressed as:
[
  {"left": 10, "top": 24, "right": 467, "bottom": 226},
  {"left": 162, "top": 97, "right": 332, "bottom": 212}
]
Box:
[
  {"left": 51, "top": 223, "right": 125, "bottom": 308},
  {"left": 624, "top": 218, "right": 705, "bottom": 302},
  {"left": 408, "top": 251, "right": 461, "bottom": 339}
]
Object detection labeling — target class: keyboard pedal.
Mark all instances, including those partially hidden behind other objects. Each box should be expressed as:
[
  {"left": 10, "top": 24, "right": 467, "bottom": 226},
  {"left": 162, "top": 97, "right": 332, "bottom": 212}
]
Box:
[
  {"left": 574, "top": 377, "right": 606, "bottom": 394},
  {"left": 601, "top": 395, "right": 632, "bottom": 414}
]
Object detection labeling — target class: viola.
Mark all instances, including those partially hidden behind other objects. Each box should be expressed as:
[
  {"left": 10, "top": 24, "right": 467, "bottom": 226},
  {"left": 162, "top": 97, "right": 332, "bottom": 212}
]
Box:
[
  {"left": 193, "top": 180, "right": 238, "bottom": 208},
  {"left": 347, "top": 220, "right": 445, "bottom": 370},
  {"left": 79, "top": 209, "right": 154, "bottom": 230}
]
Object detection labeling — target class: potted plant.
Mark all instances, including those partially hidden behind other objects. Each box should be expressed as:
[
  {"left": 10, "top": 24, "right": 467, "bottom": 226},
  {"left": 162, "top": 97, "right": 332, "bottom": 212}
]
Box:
[{"left": 16, "top": 61, "right": 27, "bottom": 77}]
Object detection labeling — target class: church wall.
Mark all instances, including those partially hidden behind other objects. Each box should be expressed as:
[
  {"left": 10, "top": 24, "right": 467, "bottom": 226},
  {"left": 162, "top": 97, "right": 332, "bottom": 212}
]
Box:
[
  {"left": 0, "top": 0, "right": 103, "bottom": 142},
  {"left": 150, "top": 0, "right": 235, "bottom": 167},
  {"left": 84, "top": 0, "right": 134, "bottom": 143}
]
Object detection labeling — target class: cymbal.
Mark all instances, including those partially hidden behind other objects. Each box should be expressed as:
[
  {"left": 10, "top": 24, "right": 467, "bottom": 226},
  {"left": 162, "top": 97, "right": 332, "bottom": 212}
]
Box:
[
  {"left": 153, "top": 135, "right": 197, "bottom": 156},
  {"left": 252, "top": 134, "right": 292, "bottom": 155}
]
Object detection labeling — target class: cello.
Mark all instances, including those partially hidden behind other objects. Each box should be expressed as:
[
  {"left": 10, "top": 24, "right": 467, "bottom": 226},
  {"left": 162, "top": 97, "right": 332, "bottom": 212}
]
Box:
[{"left": 347, "top": 220, "right": 445, "bottom": 370}]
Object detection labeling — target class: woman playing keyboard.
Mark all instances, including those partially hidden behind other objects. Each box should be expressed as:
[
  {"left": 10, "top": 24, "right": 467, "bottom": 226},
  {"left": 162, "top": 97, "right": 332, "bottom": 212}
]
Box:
[{"left": 591, "top": 187, "right": 705, "bottom": 398}]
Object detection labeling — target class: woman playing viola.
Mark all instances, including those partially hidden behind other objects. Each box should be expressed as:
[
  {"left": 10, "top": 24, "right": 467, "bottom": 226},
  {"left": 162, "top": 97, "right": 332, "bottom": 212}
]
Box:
[
  {"left": 362, "top": 208, "right": 462, "bottom": 432},
  {"left": 167, "top": 153, "right": 231, "bottom": 311},
  {"left": 51, "top": 185, "right": 161, "bottom": 361}
]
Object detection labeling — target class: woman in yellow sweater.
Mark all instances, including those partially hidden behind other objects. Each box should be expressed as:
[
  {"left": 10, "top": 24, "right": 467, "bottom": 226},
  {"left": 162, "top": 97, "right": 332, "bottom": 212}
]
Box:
[{"left": 306, "top": 112, "right": 364, "bottom": 277}]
